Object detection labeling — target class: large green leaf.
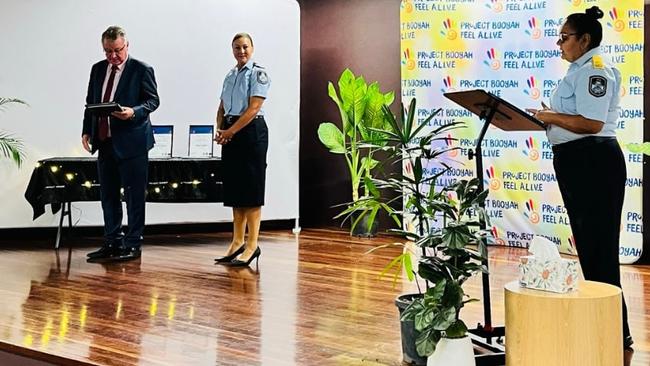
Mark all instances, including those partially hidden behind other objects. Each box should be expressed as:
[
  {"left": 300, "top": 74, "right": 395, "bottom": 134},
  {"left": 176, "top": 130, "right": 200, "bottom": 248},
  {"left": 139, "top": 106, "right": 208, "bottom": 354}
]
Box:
[
  {"left": 337, "top": 69, "right": 356, "bottom": 114},
  {"left": 442, "top": 281, "right": 464, "bottom": 308},
  {"left": 415, "top": 328, "right": 439, "bottom": 357},
  {"left": 361, "top": 156, "right": 379, "bottom": 174},
  {"left": 337, "top": 70, "right": 368, "bottom": 131},
  {"left": 317, "top": 123, "right": 345, "bottom": 153},
  {"left": 363, "top": 83, "right": 393, "bottom": 142},
  {"left": 431, "top": 306, "right": 456, "bottom": 331},
  {"left": 417, "top": 259, "right": 447, "bottom": 284},
  {"left": 414, "top": 305, "right": 434, "bottom": 332},
  {"left": 445, "top": 320, "right": 468, "bottom": 338},
  {"left": 443, "top": 223, "right": 473, "bottom": 249},
  {"left": 327, "top": 81, "right": 341, "bottom": 106},
  {"left": 328, "top": 82, "right": 350, "bottom": 135},
  {"left": 384, "top": 91, "right": 395, "bottom": 106},
  {"left": 351, "top": 76, "right": 369, "bottom": 127},
  {"left": 401, "top": 297, "right": 425, "bottom": 321},
  {"left": 429, "top": 278, "right": 447, "bottom": 302}
]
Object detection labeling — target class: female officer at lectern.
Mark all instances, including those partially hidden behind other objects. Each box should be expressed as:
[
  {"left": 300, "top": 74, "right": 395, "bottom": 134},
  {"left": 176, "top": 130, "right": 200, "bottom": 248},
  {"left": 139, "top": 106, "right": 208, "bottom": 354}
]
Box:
[
  {"left": 213, "top": 33, "right": 270, "bottom": 267},
  {"left": 532, "top": 6, "right": 632, "bottom": 352}
]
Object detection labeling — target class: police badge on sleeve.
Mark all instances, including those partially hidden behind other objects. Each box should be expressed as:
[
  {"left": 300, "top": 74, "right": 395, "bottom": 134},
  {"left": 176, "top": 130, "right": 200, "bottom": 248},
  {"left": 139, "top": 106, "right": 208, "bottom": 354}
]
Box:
[
  {"left": 257, "top": 71, "right": 269, "bottom": 85},
  {"left": 588, "top": 76, "right": 607, "bottom": 97}
]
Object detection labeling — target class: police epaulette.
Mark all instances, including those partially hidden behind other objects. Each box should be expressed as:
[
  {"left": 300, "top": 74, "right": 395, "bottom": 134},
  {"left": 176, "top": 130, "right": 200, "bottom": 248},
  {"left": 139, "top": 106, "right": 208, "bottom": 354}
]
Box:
[
  {"left": 591, "top": 55, "right": 604, "bottom": 69},
  {"left": 253, "top": 63, "right": 265, "bottom": 69}
]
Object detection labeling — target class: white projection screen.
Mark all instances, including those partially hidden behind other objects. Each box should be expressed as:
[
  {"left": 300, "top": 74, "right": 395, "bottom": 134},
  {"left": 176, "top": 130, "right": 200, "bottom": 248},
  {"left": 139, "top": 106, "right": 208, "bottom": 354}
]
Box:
[{"left": 0, "top": 0, "right": 300, "bottom": 229}]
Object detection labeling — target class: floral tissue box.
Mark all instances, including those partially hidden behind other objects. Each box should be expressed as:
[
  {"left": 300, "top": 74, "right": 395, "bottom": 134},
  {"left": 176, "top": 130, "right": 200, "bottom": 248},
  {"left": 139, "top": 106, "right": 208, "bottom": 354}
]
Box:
[{"left": 519, "top": 256, "right": 579, "bottom": 293}]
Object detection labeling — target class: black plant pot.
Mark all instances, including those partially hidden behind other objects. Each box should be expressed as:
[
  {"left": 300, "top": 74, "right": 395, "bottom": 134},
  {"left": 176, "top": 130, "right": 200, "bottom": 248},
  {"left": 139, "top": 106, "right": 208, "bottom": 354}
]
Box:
[
  {"left": 395, "top": 293, "right": 427, "bottom": 366},
  {"left": 350, "top": 210, "right": 379, "bottom": 237}
]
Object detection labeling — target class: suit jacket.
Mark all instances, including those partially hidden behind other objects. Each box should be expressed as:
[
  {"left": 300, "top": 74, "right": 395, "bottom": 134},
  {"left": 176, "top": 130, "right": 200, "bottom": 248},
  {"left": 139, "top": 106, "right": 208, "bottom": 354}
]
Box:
[{"left": 82, "top": 57, "right": 159, "bottom": 159}]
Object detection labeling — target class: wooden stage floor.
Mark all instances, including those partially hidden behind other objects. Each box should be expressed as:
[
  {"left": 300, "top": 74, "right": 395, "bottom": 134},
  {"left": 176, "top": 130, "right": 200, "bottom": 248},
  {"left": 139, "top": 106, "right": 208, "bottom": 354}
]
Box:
[{"left": 0, "top": 229, "right": 647, "bottom": 365}]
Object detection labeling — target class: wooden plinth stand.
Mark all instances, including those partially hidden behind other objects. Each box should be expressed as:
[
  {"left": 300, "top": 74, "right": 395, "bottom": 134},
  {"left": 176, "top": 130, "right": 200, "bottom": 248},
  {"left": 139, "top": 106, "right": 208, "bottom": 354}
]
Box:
[{"left": 505, "top": 280, "right": 623, "bottom": 366}]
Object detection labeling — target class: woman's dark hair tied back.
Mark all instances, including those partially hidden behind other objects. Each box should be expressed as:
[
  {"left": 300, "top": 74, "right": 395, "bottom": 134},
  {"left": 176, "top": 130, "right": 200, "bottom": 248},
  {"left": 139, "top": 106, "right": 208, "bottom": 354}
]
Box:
[
  {"left": 585, "top": 6, "right": 604, "bottom": 20},
  {"left": 565, "top": 6, "right": 604, "bottom": 50}
]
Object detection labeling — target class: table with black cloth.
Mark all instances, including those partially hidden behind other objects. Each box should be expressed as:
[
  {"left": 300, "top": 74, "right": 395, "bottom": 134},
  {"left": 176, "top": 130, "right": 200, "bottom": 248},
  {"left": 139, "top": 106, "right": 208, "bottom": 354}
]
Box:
[{"left": 24, "top": 157, "right": 222, "bottom": 248}]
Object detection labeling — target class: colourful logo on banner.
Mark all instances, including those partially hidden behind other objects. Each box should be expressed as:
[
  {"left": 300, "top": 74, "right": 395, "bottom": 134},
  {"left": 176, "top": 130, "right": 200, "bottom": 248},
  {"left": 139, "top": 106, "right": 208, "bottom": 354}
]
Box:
[
  {"left": 524, "top": 198, "right": 540, "bottom": 224},
  {"left": 567, "top": 235, "right": 577, "bottom": 255},
  {"left": 483, "top": 48, "right": 501, "bottom": 70},
  {"left": 568, "top": 0, "right": 582, "bottom": 7},
  {"left": 402, "top": 48, "right": 416, "bottom": 70},
  {"left": 525, "top": 17, "right": 542, "bottom": 39},
  {"left": 446, "top": 191, "right": 457, "bottom": 206},
  {"left": 401, "top": 0, "right": 414, "bottom": 14},
  {"left": 607, "top": 7, "right": 625, "bottom": 32},
  {"left": 485, "top": 165, "right": 501, "bottom": 191},
  {"left": 524, "top": 76, "right": 541, "bottom": 100},
  {"left": 441, "top": 76, "right": 456, "bottom": 92},
  {"left": 522, "top": 136, "right": 540, "bottom": 161},
  {"left": 485, "top": 0, "right": 504, "bottom": 13},
  {"left": 445, "top": 134, "right": 459, "bottom": 157},
  {"left": 492, "top": 226, "right": 506, "bottom": 245},
  {"left": 404, "top": 160, "right": 413, "bottom": 176},
  {"left": 440, "top": 18, "right": 458, "bottom": 40}
]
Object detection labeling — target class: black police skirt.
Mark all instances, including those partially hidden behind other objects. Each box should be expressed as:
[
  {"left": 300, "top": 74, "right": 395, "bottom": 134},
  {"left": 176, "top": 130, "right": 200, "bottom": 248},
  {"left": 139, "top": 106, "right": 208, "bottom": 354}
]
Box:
[{"left": 221, "top": 115, "right": 268, "bottom": 207}]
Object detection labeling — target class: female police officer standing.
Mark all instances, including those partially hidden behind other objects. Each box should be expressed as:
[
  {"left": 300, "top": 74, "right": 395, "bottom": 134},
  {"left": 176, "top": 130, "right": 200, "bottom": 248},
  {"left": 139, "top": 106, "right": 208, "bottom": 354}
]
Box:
[
  {"left": 533, "top": 6, "right": 632, "bottom": 352},
  {"left": 214, "top": 33, "right": 269, "bottom": 267}
]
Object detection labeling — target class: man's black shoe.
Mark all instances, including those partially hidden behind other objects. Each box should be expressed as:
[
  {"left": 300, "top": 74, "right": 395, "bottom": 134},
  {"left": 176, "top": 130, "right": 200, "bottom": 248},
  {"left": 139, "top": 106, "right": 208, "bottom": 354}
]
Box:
[
  {"left": 87, "top": 244, "right": 116, "bottom": 259},
  {"left": 111, "top": 247, "right": 142, "bottom": 262}
]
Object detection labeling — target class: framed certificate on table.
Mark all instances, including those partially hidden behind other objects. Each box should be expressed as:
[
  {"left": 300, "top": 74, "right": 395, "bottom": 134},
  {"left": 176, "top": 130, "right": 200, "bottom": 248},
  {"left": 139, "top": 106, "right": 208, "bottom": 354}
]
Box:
[
  {"left": 150, "top": 125, "right": 174, "bottom": 158},
  {"left": 188, "top": 125, "right": 214, "bottom": 158}
]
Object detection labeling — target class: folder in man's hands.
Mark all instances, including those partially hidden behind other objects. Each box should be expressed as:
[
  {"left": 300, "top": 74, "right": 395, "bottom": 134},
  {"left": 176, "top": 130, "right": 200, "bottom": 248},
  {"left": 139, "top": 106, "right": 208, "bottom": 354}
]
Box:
[{"left": 85, "top": 102, "right": 123, "bottom": 116}]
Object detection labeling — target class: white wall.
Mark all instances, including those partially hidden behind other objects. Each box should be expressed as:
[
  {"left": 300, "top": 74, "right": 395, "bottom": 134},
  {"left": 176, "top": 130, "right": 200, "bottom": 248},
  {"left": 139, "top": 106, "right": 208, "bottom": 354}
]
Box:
[{"left": 0, "top": 0, "right": 300, "bottom": 228}]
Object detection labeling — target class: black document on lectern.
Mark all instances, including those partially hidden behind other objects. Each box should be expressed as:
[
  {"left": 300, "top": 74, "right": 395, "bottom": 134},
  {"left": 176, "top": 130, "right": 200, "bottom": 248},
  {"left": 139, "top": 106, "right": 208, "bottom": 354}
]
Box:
[
  {"left": 444, "top": 89, "right": 545, "bottom": 131},
  {"left": 85, "top": 102, "right": 123, "bottom": 117}
]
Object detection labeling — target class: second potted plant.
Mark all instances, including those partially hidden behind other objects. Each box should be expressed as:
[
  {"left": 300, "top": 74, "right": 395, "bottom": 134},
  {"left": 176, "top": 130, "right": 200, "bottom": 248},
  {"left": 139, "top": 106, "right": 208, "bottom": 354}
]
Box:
[
  {"left": 349, "top": 98, "right": 491, "bottom": 365},
  {"left": 317, "top": 69, "right": 395, "bottom": 236}
]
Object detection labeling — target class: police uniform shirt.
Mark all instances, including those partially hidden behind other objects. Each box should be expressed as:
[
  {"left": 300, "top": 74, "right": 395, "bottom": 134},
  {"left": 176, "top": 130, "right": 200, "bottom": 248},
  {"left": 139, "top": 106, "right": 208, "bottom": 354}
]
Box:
[
  {"left": 546, "top": 47, "right": 621, "bottom": 145},
  {"left": 220, "top": 60, "right": 270, "bottom": 116}
]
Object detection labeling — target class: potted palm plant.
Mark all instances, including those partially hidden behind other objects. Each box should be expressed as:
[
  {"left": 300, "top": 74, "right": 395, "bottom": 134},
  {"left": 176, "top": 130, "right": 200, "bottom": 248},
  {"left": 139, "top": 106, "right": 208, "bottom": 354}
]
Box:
[
  {"left": 317, "top": 69, "right": 395, "bottom": 236},
  {"left": 347, "top": 99, "right": 491, "bottom": 365},
  {"left": 0, "top": 97, "right": 27, "bottom": 167}
]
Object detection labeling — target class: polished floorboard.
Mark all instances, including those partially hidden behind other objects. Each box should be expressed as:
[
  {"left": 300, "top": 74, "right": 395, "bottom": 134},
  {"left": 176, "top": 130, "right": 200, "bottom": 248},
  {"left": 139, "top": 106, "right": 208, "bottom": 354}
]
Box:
[{"left": 0, "top": 228, "right": 647, "bottom": 365}]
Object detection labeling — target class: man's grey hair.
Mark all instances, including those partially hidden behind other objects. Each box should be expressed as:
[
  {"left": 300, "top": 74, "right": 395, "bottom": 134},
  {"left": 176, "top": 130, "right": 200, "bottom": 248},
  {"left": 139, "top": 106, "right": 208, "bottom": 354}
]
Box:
[{"left": 102, "top": 26, "right": 127, "bottom": 42}]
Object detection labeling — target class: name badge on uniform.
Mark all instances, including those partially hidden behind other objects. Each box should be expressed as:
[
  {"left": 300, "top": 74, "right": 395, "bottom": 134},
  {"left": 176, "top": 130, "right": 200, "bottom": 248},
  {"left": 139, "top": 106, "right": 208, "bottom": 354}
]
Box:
[{"left": 588, "top": 76, "right": 607, "bottom": 97}]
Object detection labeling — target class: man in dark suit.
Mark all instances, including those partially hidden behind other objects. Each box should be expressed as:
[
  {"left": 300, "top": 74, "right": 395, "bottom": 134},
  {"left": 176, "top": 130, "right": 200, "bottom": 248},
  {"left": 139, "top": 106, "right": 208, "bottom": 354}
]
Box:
[{"left": 82, "top": 26, "right": 159, "bottom": 262}]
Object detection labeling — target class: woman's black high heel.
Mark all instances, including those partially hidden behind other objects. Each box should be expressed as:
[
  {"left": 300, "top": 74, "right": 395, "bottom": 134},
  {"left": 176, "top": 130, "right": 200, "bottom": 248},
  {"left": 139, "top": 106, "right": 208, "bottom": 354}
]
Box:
[
  {"left": 214, "top": 244, "right": 246, "bottom": 264},
  {"left": 229, "top": 247, "right": 261, "bottom": 267}
]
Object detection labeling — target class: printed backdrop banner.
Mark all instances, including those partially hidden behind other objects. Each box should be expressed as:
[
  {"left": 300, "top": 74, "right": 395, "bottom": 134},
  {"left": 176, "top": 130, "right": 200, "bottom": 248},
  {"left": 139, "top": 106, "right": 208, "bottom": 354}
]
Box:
[{"left": 400, "top": 0, "right": 644, "bottom": 263}]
